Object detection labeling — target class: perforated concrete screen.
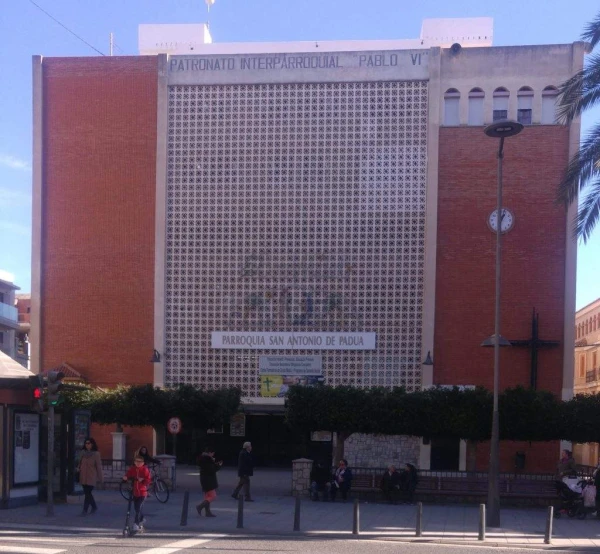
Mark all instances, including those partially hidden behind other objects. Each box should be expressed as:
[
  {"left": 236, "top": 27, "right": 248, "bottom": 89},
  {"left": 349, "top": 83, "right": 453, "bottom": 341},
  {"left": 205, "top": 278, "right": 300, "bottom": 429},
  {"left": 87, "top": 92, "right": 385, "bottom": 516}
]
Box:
[{"left": 165, "top": 80, "right": 428, "bottom": 395}]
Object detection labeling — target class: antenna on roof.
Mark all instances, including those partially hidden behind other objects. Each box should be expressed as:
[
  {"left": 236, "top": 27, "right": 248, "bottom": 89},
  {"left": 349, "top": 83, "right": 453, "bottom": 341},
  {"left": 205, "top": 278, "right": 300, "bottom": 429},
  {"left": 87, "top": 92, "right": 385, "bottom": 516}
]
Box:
[{"left": 205, "top": 0, "right": 215, "bottom": 31}]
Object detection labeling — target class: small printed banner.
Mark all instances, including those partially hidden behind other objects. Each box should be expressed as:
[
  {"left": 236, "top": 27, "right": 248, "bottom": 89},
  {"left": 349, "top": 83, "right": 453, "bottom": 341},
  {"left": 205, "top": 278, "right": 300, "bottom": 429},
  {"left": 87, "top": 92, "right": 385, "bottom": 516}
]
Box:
[
  {"left": 259, "top": 355, "right": 322, "bottom": 375},
  {"left": 261, "top": 374, "right": 323, "bottom": 397}
]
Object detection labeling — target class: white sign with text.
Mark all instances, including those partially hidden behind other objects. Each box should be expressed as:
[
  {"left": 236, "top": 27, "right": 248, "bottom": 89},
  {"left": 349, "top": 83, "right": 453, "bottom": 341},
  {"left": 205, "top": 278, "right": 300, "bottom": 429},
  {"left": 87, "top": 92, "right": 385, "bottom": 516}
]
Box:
[{"left": 212, "top": 332, "right": 376, "bottom": 350}]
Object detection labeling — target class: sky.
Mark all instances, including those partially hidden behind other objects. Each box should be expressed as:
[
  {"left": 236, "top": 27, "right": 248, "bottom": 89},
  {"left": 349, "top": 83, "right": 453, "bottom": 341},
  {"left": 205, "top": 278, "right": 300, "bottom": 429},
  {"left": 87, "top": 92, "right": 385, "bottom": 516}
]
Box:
[{"left": 0, "top": 0, "right": 598, "bottom": 309}]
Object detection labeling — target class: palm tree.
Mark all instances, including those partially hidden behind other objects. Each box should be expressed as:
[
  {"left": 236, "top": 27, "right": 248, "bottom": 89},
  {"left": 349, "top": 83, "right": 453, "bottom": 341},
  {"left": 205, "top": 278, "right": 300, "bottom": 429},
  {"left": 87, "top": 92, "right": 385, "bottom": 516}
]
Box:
[{"left": 557, "top": 11, "right": 600, "bottom": 243}]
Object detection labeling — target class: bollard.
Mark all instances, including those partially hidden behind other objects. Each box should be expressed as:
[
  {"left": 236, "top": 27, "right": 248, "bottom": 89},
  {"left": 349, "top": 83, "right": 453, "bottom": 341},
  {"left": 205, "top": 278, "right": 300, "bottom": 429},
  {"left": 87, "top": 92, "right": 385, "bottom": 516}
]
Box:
[
  {"left": 293, "top": 496, "right": 301, "bottom": 531},
  {"left": 352, "top": 498, "right": 360, "bottom": 535},
  {"left": 415, "top": 501, "right": 423, "bottom": 537},
  {"left": 478, "top": 504, "right": 485, "bottom": 541},
  {"left": 544, "top": 506, "right": 553, "bottom": 544},
  {"left": 180, "top": 490, "right": 189, "bottom": 526},
  {"left": 237, "top": 495, "right": 244, "bottom": 529}
]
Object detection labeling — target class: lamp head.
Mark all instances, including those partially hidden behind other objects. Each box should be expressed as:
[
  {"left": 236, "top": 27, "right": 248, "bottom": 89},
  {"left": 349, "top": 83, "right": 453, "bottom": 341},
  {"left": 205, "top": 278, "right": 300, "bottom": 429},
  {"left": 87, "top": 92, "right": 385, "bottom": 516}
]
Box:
[
  {"left": 484, "top": 120, "right": 523, "bottom": 138},
  {"left": 481, "top": 334, "right": 512, "bottom": 347}
]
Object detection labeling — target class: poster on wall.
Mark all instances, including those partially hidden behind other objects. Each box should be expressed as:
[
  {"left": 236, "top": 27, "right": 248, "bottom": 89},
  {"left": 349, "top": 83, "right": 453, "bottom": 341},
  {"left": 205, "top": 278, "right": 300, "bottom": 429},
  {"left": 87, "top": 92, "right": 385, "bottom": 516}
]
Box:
[
  {"left": 13, "top": 412, "right": 40, "bottom": 485},
  {"left": 230, "top": 413, "right": 246, "bottom": 437},
  {"left": 310, "top": 431, "right": 332, "bottom": 442}
]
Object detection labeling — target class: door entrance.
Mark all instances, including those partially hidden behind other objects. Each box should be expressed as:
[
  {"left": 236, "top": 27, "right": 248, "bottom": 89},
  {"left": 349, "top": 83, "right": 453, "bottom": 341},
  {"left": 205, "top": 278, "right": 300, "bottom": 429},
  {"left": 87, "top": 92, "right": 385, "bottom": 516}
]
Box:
[{"left": 430, "top": 437, "right": 460, "bottom": 471}]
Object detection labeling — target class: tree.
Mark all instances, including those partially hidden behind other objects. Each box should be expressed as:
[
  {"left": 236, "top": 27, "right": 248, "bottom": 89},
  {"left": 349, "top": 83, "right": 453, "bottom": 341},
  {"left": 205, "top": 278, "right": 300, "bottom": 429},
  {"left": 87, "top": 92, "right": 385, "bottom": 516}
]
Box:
[
  {"left": 557, "top": 11, "right": 600, "bottom": 242},
  {"left": 285, "top": 384, "right": 372, "bottom": 461},
  {"left": 65, "top": 384, "right": 241, "bottom": 431}
]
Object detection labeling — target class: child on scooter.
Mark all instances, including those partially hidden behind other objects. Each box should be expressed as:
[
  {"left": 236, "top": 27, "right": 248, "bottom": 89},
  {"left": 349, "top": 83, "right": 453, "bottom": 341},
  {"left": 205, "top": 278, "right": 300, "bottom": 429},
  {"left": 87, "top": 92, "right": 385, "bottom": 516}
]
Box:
[{"left": 122, "top": 455, "right": 152, "bottom": 532}]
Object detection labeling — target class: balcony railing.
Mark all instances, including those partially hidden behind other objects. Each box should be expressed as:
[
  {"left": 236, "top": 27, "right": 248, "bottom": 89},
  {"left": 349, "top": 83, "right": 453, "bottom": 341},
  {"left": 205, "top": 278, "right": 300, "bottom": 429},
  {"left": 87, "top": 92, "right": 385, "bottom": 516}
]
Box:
[
  {"left": 0, "top": 302, "right": 18, "bottom": 324},
  {"left": 586, "top": 369, "right": 597, "bottom": 383}
]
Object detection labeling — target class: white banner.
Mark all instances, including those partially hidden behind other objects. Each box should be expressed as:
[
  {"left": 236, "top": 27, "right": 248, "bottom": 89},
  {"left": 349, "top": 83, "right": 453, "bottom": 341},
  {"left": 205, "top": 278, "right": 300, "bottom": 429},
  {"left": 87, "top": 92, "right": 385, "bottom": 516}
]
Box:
[
  {"left": 13, "top": 413, "right": 40, "bottom": 484},
  {"left": 212, "top": 331, "right": 376, "bottom": 350},
  {"left": 259, "top": 355, "right": 322, "bottom": 375}
]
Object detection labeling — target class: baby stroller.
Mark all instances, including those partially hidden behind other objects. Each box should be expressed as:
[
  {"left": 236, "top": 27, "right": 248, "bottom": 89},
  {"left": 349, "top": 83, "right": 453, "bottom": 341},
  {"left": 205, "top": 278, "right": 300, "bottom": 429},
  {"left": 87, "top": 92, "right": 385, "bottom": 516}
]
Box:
[{"left": 554, "top": 479, "right": 589, "bottom": 519}]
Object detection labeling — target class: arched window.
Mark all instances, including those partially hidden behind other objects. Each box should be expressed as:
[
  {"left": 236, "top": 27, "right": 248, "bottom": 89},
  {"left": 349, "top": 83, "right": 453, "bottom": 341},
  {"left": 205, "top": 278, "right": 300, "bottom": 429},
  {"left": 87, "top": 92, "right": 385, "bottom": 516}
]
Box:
[
  {"left": 541, "top": 86, "right": 559, "bottom": 124},
  {"left": 517, "top": 87, "right": 533, "bottom": 125},
  {"left": 468, "top": 88, "right": 485, "bottom": 125},
  {"left": 493, "top": 87, "right": 509, "bottom": 121},
  {"left": 444, "top": 88, "right": 460, "bottom": 126}
]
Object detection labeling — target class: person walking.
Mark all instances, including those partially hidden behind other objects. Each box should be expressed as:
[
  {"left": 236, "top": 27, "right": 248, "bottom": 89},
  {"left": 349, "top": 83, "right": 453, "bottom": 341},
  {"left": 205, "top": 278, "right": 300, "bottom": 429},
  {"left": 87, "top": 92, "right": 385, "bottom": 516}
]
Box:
[
  {"left": 231, "top": 441, "right": 254, "bottom": 502},
  {"left": 122, "top": 455, "right": 152, "bottom": 532},
  {"left": 77, "top": 437, "right": 104, "bottom": 516},
  {"left": 196, "top": 447, "right": 223, "bottom": 517}
]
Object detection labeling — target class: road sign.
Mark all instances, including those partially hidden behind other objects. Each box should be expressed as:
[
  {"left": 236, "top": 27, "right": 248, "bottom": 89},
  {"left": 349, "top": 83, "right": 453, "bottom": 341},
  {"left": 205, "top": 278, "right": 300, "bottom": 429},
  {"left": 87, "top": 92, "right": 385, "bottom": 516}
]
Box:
[{"left": 167, "top": 417, "right": 182, "bottom": 435}]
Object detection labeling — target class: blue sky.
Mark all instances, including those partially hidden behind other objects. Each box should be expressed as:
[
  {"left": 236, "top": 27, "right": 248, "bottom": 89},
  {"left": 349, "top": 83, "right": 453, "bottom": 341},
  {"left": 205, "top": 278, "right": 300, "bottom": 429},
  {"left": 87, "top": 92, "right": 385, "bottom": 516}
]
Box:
[{"left": 0, "top": 0, "right": 598, "bottom": 309}]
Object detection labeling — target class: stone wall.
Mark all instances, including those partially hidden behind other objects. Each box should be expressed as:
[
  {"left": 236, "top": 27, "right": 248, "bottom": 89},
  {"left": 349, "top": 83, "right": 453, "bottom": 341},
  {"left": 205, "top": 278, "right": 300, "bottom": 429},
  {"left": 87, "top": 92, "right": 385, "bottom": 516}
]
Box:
[
  {"left": 292, "top": 458, "right": 313, "bottom": 497},
  {"left": 341, "top": 434, "right": 420, "bottom": 468}
]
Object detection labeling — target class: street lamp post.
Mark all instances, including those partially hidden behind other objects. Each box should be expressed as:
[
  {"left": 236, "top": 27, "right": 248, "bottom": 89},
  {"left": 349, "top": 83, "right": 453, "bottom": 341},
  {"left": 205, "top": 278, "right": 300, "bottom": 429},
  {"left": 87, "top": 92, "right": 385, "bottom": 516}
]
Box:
[{"left": 483, "top": 120, "right": 523, "bottom": 527}]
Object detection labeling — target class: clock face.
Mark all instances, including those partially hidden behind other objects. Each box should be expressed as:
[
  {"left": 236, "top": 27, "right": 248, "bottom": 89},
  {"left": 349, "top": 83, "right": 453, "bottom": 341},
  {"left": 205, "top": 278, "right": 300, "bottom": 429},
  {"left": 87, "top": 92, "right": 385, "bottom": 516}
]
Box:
[{"left": 488, "top": 208, "right": 514, "bottom": 233}]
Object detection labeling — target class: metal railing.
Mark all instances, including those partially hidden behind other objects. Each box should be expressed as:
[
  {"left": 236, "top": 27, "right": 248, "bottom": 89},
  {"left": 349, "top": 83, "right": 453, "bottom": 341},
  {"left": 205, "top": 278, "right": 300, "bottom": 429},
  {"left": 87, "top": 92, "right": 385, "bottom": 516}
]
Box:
[
  {"left": 100, "top": 459, "right": 176, "bottom": 488},
  {"left": 350, "top": 467, "right": 558, "bottom": 481},
  {"left": 586, "top": 369, "right": 597, "bottom": 383},
  {"left": 0, "top": 302, "right": 18, "bottom": 323}
]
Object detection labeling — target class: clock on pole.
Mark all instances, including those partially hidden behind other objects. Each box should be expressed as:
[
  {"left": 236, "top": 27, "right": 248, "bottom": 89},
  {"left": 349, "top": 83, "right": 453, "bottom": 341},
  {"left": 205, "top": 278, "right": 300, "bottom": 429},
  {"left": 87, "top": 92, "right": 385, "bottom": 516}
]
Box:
[{"left": 487, "top": 208, "right": 514, "bottom": 233}]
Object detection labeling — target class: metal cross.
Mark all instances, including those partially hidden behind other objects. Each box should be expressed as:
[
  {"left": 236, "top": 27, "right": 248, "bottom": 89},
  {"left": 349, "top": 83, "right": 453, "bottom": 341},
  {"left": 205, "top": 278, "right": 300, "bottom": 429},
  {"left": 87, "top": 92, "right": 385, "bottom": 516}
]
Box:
[{"left": 508, "top": 309, "right": 560, "bottom": 390}]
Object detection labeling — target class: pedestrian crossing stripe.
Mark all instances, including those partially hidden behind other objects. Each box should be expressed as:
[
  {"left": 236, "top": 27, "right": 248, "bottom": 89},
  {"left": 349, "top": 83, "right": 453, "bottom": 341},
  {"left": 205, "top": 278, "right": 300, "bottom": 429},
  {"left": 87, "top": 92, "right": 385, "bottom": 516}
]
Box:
[
  {"left": 135, "top": 535, "right": 225, "bottom": 554},
  {"left": 0, "top": 547, "right": 65, "bottom": 554}
]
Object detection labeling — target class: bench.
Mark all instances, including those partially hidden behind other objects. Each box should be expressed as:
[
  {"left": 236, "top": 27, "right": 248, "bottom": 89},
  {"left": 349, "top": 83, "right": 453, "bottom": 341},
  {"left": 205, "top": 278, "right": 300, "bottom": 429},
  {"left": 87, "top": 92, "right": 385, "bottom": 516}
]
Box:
[
  {"left": 347, "top": 469, "right": 557, "bottom": 505},
  {"left": 352, "top": 474, "right": 383, "bottom": 492}
]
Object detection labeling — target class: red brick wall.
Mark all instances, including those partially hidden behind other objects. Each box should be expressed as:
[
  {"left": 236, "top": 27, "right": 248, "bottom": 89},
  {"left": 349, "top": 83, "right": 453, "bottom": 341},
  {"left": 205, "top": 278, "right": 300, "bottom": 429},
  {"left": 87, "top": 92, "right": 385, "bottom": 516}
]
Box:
[
  {"left": 17, "top": 297, "right": 31, "bottom": 324},
  {"left": 436, "top": 126, "right": 570, "bottom": 472},
  {"left": 40, "top": 57, "right": 158, "bottom": 456}
]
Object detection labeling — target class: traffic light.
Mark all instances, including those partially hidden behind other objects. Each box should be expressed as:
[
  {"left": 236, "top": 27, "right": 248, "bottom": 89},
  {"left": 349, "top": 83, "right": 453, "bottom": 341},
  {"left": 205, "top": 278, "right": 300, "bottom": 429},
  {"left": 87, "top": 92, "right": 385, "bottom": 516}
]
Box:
[
  {"left": 47, "top": 370, "right": 65, "bottom": 406},
  {"left": 28, "top": 374, "right": 45, "bottom": 412}
]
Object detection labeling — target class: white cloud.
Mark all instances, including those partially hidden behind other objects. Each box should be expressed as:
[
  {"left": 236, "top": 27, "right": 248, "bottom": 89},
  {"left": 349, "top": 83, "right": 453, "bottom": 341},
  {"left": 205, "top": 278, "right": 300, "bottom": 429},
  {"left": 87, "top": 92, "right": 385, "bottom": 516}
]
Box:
[
  {"left": 0, "top": 221, "right": 31, "bottom": 236},
  {"left": 0, "top": 154, "right": 31, "bottom": 172},
  {"left": 0, "top": 187, "right": 31, "bottom": 206}
]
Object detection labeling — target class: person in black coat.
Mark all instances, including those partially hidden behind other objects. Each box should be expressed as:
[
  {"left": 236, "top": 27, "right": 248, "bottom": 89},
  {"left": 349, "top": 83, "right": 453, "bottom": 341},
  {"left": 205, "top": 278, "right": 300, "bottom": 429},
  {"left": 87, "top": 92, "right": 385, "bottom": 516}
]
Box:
[
  {"left": 310, "top": 460, "right": 331, "bottom": 501},
  {"left": 231, "top": 442, "right": 254, "bottom": 501},
  {"left": 401, "top": 463, "right": 418, "bottom": 504},
  {"left": 381, "top": 465, "right": 401, "bottom": 504},
  {"left": 196, "top": 447, "right": 222, "bottom": 517}
]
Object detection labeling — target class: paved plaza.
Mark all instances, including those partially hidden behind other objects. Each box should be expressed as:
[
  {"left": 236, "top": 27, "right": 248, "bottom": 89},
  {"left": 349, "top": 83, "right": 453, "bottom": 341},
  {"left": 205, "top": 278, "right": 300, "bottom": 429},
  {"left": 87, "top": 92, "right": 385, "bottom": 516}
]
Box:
[{"left": 1, "top": 466, "right": 600, "bottom": 548}]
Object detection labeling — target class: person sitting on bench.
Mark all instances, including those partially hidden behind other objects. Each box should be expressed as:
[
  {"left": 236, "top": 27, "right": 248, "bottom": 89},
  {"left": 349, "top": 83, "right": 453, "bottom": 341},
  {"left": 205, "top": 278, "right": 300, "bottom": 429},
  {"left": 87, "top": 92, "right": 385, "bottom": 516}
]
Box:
[
  {"left": 310, "top": 460, "right": 331, "bottom": 501},
  {"left": 330, "top": 459, "right": 352, "bottom": 502},
  {"left": 381, "top": 464, "right": 401, "bottom": 504}
]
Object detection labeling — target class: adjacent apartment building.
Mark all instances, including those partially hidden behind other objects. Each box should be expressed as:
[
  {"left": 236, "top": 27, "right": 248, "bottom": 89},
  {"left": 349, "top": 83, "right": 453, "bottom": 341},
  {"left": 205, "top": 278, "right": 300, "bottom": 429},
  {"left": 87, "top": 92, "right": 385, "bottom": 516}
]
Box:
[{"left": 573, "top": 298, "right": 600, "bottom": 467}]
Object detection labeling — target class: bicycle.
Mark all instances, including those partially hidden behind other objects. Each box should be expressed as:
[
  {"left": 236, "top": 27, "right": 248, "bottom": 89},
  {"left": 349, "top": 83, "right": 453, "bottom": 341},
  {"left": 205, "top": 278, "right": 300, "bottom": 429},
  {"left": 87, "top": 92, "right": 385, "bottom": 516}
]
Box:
[{"left": 119, "top": 463, "right": 170, "bottom": 504}]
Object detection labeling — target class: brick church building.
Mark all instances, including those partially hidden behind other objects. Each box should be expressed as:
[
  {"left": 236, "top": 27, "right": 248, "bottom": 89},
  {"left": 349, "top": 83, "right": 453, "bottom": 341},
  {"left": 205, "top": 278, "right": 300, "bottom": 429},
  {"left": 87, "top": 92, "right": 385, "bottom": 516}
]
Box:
[{"left": 30, "top": 19, "right": 584, "bottom": 471}]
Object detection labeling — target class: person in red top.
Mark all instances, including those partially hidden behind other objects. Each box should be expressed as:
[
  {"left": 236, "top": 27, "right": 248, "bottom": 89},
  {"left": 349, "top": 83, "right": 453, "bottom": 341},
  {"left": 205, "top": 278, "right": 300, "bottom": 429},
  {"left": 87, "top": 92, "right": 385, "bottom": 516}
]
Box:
[{"left": 122, "top": 455, "right": 152, "bottom": 531}]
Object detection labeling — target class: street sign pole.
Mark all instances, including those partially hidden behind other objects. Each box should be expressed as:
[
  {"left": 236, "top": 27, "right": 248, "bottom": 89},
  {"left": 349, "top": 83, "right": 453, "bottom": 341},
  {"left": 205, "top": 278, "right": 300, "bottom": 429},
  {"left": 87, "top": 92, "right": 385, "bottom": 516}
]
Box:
[
  {"left": 46, "top": 405, "right": 54, "bottom": 516},
  {"left": 167, "top": 417, "right": 182, "bottom": 492}
]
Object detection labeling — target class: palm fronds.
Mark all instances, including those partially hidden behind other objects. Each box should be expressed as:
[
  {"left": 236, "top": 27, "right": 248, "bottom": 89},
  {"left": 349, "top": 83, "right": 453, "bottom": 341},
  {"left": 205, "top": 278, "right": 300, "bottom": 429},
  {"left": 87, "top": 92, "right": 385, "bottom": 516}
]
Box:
[
  {"left": 582, "top": 12, "right": 600, "bottom": 48},
  {"left": 575, "top": 178, "right": 600, "bottom": 243},
  {"left": 557, "top": 121, "right": 600, "bottom": 205},
  {"left": 556, "top": 53, "right": 600, "bottom": 122},
  {"left": 556, "top": 10, "right": 600, "bottom": 242}
]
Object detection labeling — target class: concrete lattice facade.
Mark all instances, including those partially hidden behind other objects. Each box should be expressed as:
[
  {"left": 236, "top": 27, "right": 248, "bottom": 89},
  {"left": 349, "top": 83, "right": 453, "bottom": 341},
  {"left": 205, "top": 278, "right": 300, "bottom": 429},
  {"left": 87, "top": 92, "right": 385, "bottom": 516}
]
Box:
[{"left": 166, "top": 81, "right": 427, "bottom": 393}]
